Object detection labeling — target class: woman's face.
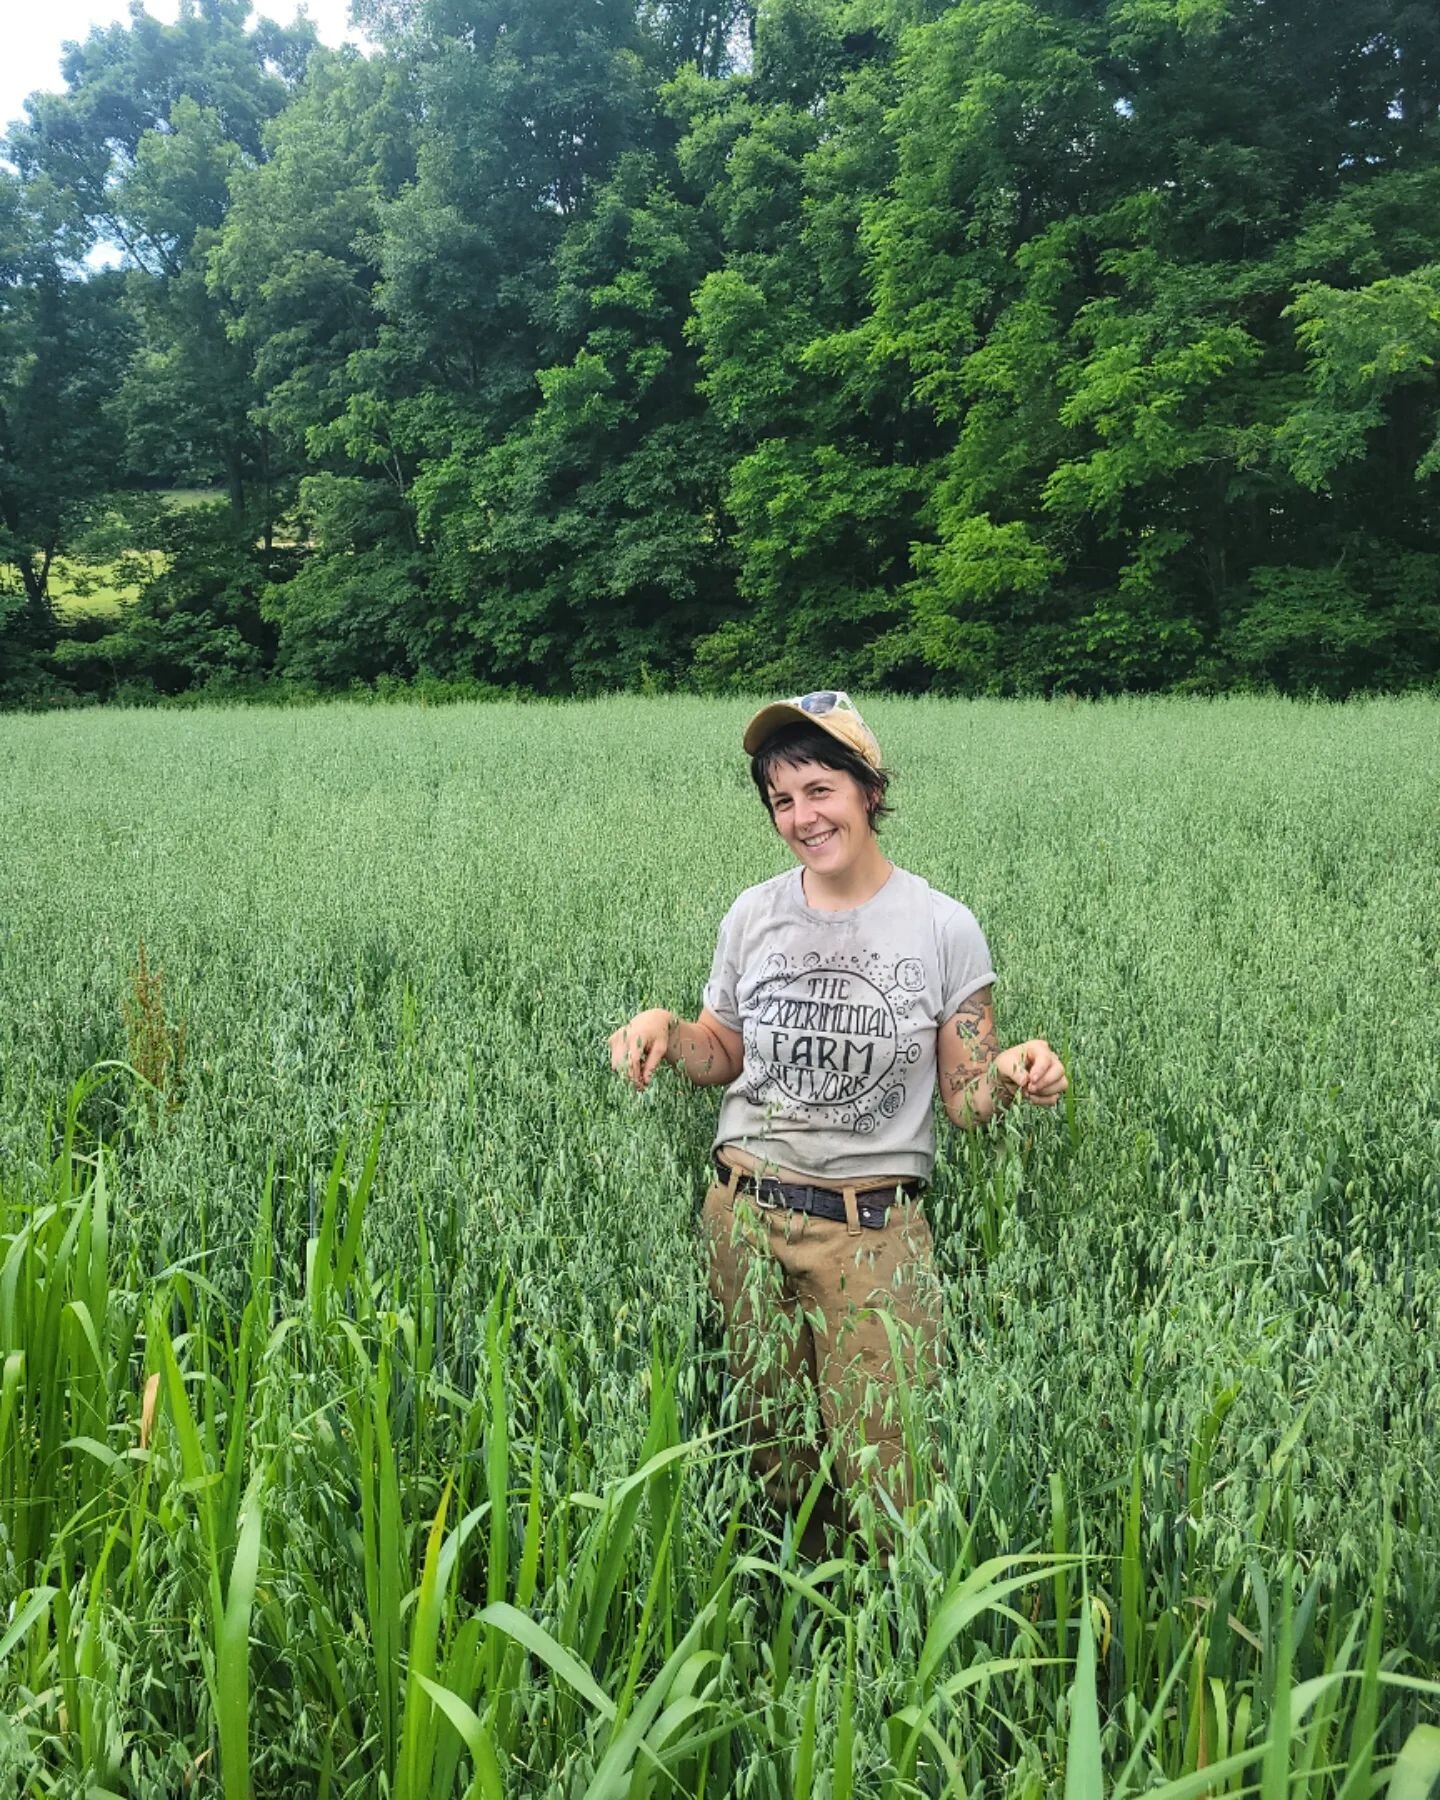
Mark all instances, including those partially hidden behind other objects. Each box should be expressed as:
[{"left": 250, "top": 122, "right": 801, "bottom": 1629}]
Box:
[{"left": 765, "top": 758, "right": 874, "bottom": 875}]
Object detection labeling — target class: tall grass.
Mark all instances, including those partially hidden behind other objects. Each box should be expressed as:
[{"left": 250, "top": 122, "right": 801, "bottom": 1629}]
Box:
[{"left": 0, "top": 694, "right": 1436, "bottom": 1793}]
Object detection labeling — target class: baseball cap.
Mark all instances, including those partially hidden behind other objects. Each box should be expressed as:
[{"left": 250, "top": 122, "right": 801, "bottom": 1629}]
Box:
[{"left": 742, "top": 689, "right": 882, "bottom": 768}]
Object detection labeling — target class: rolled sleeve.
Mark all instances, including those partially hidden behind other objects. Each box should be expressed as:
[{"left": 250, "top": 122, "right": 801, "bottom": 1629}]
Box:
[
  {"left": 703, "top": 905, "right": 742, "bottom": 1032},
  {"left": 939, "top": 901, "right": 996, "bottom": 1019}
]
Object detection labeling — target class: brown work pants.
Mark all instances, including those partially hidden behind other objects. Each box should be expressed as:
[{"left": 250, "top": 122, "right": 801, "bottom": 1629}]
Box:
[{"left": 701, "top": 1157, "right": 941, "bottom": 1535}]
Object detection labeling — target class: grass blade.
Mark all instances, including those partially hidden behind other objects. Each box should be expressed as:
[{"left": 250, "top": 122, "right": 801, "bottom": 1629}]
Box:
[
  {"left": 217, "top": 1467, "right": 265, "bottom": 1800},
  {"left": 417, "top": 1676, "right": 504, "bottom": 1800},
  {"left": 1065, "top": 1575, "right": 1103, "bottom": 1800},
  {"left": 478, "top": 1601, "right": 616, "bottom": 1721},
  {"left": 1388, "top": 1724, "right": 1440, "bottom": 1800}
]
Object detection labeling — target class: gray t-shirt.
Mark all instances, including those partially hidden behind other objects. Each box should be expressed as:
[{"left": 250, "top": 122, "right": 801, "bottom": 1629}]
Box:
[{"left": 704, "top": 865, "right": 995, "bottom": 1181}]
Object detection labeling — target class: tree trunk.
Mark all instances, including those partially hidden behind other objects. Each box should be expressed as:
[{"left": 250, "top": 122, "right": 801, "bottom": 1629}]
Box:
[
  {"left": 260, "top": 428, "right": 274, "bottom": 556},
  {"left": 227, "top": 444, "right": 245, "bottom": 520},
  {"left": 13, "top": 554, "right": 59, "bottom": 648}
]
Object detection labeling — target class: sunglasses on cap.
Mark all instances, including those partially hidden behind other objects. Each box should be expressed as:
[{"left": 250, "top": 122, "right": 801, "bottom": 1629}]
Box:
[{"left": 792, "top": 690, "right": 859, "bottom": 717}]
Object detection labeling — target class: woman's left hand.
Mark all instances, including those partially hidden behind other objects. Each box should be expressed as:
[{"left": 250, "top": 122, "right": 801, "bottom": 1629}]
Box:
[{"left": 993, "top": 1040, "right": 1068, "bottom": 1106}]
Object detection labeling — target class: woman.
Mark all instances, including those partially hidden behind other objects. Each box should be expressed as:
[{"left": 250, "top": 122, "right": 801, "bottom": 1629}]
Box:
[{"left": 609, "top": 691, "right": 1067, "bottom": 1538}]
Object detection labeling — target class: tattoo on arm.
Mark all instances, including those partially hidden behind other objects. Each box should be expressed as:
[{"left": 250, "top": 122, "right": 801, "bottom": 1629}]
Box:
[
  {"left": 947, "top": 992, "right": 999, "bottom": 1098},
  {"left": 951, "top": 991, "right": 993, "bottom": 1047}
]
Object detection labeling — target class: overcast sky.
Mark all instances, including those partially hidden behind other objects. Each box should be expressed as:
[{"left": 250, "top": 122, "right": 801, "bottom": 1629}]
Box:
[{"left": 1, "top": 0, "right": 370, "bottom": 138}]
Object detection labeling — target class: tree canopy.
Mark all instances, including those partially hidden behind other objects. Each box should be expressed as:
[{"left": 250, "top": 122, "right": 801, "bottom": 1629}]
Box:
[{"left": 3, "top": 0, "right": 1438, "bottom": 704}]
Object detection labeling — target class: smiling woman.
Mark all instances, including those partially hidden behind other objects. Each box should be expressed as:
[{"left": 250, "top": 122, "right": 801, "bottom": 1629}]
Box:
[
  {"left": 608, "top": 690, "right": 1069, "bottom": 1550},
  {"left": 750, "top": 696, "right": 892, "bottom": 873}
]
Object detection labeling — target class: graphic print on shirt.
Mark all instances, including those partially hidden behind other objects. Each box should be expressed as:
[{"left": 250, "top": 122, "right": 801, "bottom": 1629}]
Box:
[{"left": 743, "top": 949, "right": 928, "bottom": 1135}]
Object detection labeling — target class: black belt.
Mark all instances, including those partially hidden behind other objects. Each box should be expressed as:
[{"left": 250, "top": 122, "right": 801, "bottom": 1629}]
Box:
[{"left": 721, "top": 1164, "right": 922, "bottom": 1232}]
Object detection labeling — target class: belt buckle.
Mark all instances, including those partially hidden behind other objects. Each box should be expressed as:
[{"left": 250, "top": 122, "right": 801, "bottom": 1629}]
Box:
[{"left": 751, "top": 1179, "right": 781, "bottom": 1212}]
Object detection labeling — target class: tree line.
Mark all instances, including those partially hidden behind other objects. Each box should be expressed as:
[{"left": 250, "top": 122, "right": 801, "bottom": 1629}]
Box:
[{"left": 2, "top": 0, "right": 1439, "bottom": 706}]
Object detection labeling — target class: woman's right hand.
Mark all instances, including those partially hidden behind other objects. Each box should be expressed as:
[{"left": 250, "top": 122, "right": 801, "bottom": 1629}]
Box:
[
  {"left": 992, "top": 1039, "right": 1067, "bottom": 1106},
  {"left": 608, "top": 1008, "right": 677, "bottom": 1092}
]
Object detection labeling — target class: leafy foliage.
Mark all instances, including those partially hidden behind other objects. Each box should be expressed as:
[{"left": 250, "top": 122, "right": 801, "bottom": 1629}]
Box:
[{"left": 5, "top": 0, "right": 1440, "bottom": 702}]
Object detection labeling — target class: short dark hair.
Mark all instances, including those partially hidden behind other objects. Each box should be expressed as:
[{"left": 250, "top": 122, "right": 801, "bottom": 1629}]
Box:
[{"left": 749, "top": 722, "right": 894, "bottom": 831}]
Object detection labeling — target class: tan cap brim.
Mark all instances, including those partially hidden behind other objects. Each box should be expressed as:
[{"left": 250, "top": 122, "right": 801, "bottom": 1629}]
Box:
[
  {"left": 742, "top": 703, "right": 813, "bottom": 754},
  {"left": 743, "top": 702, "right": 882, "bottom": 767}
]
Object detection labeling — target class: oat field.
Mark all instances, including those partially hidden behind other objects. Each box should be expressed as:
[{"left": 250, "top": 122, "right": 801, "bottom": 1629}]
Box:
[{"left": 0, "top": 695, "right": 1437, "bottom": 1798}]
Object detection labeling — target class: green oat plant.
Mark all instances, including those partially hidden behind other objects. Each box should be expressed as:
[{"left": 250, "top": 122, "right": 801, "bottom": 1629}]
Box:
[
  {"left": 0, "top": 1087, "right": 1433, "bottom": 1796},
  {"left": 0, "top": 695, "right": 1437, "bottom": 1793}
]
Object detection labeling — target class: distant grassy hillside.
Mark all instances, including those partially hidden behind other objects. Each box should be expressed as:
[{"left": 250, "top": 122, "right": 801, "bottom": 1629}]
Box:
[
  {"left": 48, "top": 488, "right": 227, "bottom": 620},
  {"left": 49, "top": 554, "right": 157, "bottom": 619}
]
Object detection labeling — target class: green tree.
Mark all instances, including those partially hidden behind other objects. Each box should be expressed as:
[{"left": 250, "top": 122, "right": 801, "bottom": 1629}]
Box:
[
  {"left": 414, "top": 148, "right": 731, "bottom": 688},
  {"left": 375, "top": 0, "right": 655, "bottom": 436},
  {"left": 10, "top": 0, "right": 1440, "bottom": 703},
  {"left": 54, "top": 501, "right": 291, "bottom": 700},
  {"left": 0, "top": 172, "right": 130, "bottom": 695},
  {"left": 7, "top": 0, "right": 317, "bottom": 524},
  {"left": 859, "top": 0, "right": 1440, "bottom": 691},
  {"left": 210, "top": 0, "right": 670, "bottom": 687},
  {"left": 680, "top": 14, "right": 928, "bottom": 690},
  {"left": 212, "top": 52, "right": 416, "bottom": 471},
  {"left": 208, "top": 50, "right": 423, "bottom": 683}
]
